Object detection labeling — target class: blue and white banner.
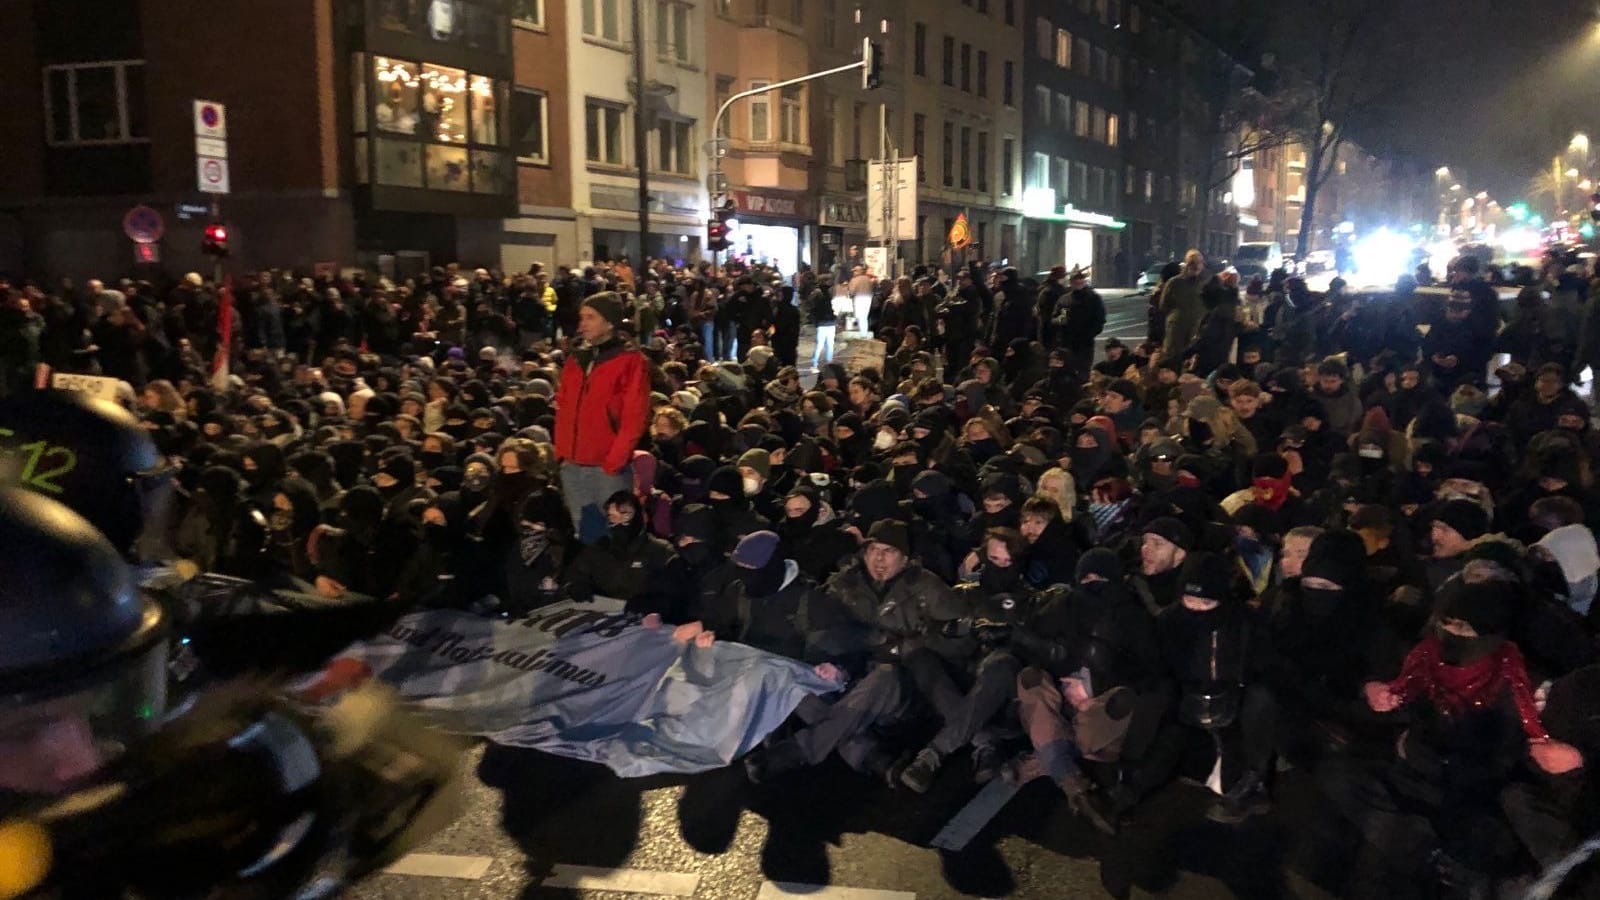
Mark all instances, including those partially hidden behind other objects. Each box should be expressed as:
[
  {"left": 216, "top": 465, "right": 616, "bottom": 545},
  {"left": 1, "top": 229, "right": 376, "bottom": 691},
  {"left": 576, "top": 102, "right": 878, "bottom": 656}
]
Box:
[{"left": 334, "top": 600, "right": 838, "bottom": 777}]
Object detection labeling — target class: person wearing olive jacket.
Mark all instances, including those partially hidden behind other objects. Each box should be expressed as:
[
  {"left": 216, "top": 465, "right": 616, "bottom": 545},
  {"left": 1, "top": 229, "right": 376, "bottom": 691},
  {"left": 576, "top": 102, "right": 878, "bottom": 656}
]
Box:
[{"left": 743, "top": 520, "right": 968, "bottom": 784}]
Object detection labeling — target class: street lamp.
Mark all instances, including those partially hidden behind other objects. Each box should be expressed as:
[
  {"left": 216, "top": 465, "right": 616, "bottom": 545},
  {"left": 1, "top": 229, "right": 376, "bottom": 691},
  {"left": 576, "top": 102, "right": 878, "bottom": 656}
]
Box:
[
  {"left": 1572, "top": 132, "right": 1590, "bottom": 155},
  {"left": 1435, "top": 166, "right": 1451, "bottom": 177}
]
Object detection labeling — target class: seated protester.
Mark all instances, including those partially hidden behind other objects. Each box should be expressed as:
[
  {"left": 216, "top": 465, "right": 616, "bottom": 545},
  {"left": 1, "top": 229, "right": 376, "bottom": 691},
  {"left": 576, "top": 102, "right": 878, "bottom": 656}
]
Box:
[
  {"left": 1153, "top": 552, "right": 1276, "bottom": 825},
  {"left": 909, "top": 407, "right": 978, "bottom": 494},
  {"left": 1347, "top": 506, "right": 1429, "bottom": 638},
  {"left": 373, "top": 449, "right": 433, "bottom": 523},
  {"left": 1141, "top": 360, "right": 1183, "bottom": 423},
  {"left": 884, "top": 439, "right": 925, "bottom": 496},
  {"left": 1228, "top": 380, "right": 1281, "bottom": 455},
  {"left": 1131, "top": 517, "right": 1194, "bottom": 613},
  {"left": 1067, "top": 421, "right": 1124, "bottom": 487},
  {"left": 1019, "top": 495, "right": 1082, "bottom": 589},
  {"left": 397, "top": 493, "right": 478, "bottom": 609},
  {"left": 1424, "top": 498, "right": 1491, "bottom": 594},
  {"left": 561, "top": 490, "right": 683, "bottom": 617},
  {"left": 1311, "top": 357, "right": 1364, "bottom": 438},
  {"left": 970, "top": 471, "right": 1025, "bottom": 535},
  {"left": 1499, "top": 437, "right": 1600, "bottom": 538},
  {"left": 904, "top": 470, "right": 970, "bottom": 583},
  {"left": 173, "top": 465, "right": 270, "bottom": 579},
  {"left": 261, "top": 476, "right": 322, "bottom": 586},
  {"left": 776, "top": 485, "right": 859, "bottom": 582},
  {"left": 1094, "top": 337, "right": 1136, "bottom": 379},
  {"left": 1267, "top": 531, "right": 1404, "bottom": 768},
  {"left": 1242, "top": 453, "right": 1317, "bottom": 534},
  {"left": 1085, "top": 474, "right": 1142, "bottom": 549},
  {"left": 744, "top": 521, "right": 966, "bottom": 784},
  {"left": 898, "top": 529, "right": 1030, "bottom": 792},
  {"left": 1326, "top": 580, "right": 1584, "bottom": 895},
  {"left": 1030, "top": 347, "right": 1087, "bottom": 411},
  {"left": 704, "top": 464, "right": 770, "bottom": 553},
  {"left": 959, "top": 414, "right": 1009, "bottom": 468},
  {"left": 688, "top": 531, "right": 826, "bottom": 663},
  {"left": 1098, "top": 378, "right": 1145, "bottom": 449},
  {"left": 1009, "top": 548, "right": 1164, "bottom": 833},
  {"left": 737, "top": 448, "right": 784, "bottom": 523},
  {"left": 956, "top": 357, "right": 1014, "bottom": 419},
  {"left": 650, "top": 406, "right": 690, "bottom": 469},
  {"left": 311, "top": 484, "right": 410, "bottom": 600},
  {"left": 830, "top": 412, "right": 873, "bottom": 469},
  {"left": 1229, "top": 503, "right": 1280, "bottom": 599},
  {"left": 674, "top": 503, "right": 731, "bottom": 617},
  {"left": 1506, "top": 363, "right": 1582, "bottom": 447},
  {"left": 501, "top": 487, "right": 575, "bottom": 617},
  {"left": 1531, "top": 495, "right": 1600, "bottom": 617}
]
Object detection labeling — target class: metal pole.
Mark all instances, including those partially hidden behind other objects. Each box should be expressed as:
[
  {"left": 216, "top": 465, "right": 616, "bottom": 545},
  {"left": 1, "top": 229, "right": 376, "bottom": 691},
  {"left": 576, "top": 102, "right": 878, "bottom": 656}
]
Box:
[{"left": 634, "top": 0, "right": 650, "bottom": 266}]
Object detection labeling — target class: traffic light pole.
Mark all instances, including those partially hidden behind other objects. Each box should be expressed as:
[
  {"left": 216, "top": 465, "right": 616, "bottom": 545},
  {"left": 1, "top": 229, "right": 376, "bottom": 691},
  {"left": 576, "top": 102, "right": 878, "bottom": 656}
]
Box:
[{"left": 706, "top": 45, "right": 878, "bottom": 271}]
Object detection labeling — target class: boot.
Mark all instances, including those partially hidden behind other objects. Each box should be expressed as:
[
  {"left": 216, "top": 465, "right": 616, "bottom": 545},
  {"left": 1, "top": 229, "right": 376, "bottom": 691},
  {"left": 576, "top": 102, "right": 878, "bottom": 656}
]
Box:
[
  {"left": 899, "top": 747, "right": 943, "bottom": 793},
  {"left": 1205, "top": 771, "right": 1271, "bottom": 825},
  {"left": 972, "top": 744, "right": 1004, "bottom": 784},
  {"left": 1061, "top": 773, "right": 1118, "bottom": 836},
  {"left": 744, "top": 739, "right": 806, "bottom": 785}
]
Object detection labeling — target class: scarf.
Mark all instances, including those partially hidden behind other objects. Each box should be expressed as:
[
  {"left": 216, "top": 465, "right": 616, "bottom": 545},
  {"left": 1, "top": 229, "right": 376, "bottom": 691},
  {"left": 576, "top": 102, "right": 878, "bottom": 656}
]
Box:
[
  {"left": 1386, "top": 634, "right": 1547, "bottom": 742},
  {"left": 1251, "top": 474, "right": 1292, "bottom": 512}
]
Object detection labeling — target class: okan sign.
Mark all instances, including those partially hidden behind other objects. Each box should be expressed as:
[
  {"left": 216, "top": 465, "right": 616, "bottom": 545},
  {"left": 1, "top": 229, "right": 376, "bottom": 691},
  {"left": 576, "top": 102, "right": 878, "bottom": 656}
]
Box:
[{"left": 730, "top": 189, "right": 812, "bottom": 221}]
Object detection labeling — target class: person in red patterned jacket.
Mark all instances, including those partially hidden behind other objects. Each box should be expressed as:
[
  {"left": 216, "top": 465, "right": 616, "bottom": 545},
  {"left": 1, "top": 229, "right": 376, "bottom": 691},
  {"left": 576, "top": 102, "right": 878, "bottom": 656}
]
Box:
[{"left": 554, "top": 292, "right": 650, "bottom": 543}]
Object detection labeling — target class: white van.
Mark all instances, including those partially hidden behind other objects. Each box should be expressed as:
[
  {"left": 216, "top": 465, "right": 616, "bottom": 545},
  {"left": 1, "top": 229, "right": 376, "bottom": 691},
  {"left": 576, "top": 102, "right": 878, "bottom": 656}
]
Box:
[{"left": 1233, "top": 242, "right": 1284, "bottom": 280}]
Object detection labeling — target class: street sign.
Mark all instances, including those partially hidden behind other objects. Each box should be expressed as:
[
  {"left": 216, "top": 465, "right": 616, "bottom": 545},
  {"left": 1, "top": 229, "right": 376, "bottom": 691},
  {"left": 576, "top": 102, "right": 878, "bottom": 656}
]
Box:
[
  {"left": 121, "top": 205, "right": 165, "bottom": 244},
  {"left": 197, "top": 157, "right": 230, "bottom": 194},
  {"left": 175, "top": 202, "right": 210, "bottom": 221},
  {"left": 193, "top": 100, "right": 227, "bottom": 140},
  {"left": 195, "top": 136, "right": 228, "bottom": 159},
  {"left": 866, "top": 157, "right": 918, "bottom": 242}
]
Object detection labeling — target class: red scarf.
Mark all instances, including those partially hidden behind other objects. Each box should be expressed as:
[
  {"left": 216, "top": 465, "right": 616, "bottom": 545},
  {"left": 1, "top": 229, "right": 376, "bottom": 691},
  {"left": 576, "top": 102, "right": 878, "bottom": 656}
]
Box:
[
  {"left": 1387, "top": 634, "right": 1548, "bottom": 742},
  {"left": 1251, "top": 474, "right": 1293, "bottom": 512}
]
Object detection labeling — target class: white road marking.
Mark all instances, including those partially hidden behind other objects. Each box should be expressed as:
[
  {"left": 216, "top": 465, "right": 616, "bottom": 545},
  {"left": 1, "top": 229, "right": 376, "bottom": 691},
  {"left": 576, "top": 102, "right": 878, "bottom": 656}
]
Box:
[
  {"left": 383, "top": 853, "right": 494, "bottom": 879},
  {"left": 757, "top": 882, "right": 917, "bottom": 900},
  {"left": 543, "top": 865, "right": 702, "bottom": 896}
]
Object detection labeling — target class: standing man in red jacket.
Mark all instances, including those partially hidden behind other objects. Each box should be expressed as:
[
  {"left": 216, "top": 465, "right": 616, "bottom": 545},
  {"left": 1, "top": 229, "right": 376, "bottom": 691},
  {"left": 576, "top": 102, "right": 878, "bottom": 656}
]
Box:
[{"left": 554, "top": 292, "right": 650, "bottom": 542}]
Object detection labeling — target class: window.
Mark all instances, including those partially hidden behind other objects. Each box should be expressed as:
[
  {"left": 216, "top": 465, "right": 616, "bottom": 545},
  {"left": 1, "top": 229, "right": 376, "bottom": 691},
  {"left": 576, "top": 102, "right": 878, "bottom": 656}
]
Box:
[
  {"left": 582, "top": 0, "right": 622, "bottom": 41},
  {"left": 852, "top": 102, "right": 863, "bottom": 158},
  {"left": 1074, "top": 100, "right": 1090, "bottom": 137},
  {"left": 1054, "top": 93, "right": 1070, "bottom": 131},
  {"left": 942, "top": 121, "right": 954, "bottom": 187},
  {"left": 1128, "top": 110, "right": 1138, "bottom": 141},
  {"left": 960, "top": 126, "right": 972, "bottom": 188},
  {"left": 976, "top": 50, "right": 988, "bottom": 97},
  {"left": 913, "top": 114, "right": 927, "bottom": 181},
  {"left": 511, "top": 0, "right": 544, "bottom": 28},
  {"left": 1095, "top": 0, "right": 1109, "bottom": 24},
  {"left": 1107, "top": 113, "right": 1119, "bottom": 147},
  {"left": 1030, "top": 151, "right": 1050, "bottom": 189},
  {"left": 1035, "top": 86, "right": 1052, "bottom": 124},
  {"left": 1094, "top": 47, "right": 1108, "bottom": 82},
  {"left": 1125, "top": 164, "right": 1135, "bottom": 194},
  {"left": 1109, "top": 53, "right": 1120, "bottom": 88},
  {"left": 656, "top": 2, "right": 690, "bottom": 63},
  {"left": 780, "top": 86, "right": 803, "bottom": 144},
  {"left": 960, "top": 43, "right": 972, "bottom": 92},
  {"left": 1130, "top": 2, "right": 1141, "bottom": 32},
  {"left": 1161, "top": 174, "right": 1172, "bottom": 202},
  {"left": 826, "top": 96, "right": 844, "bottom": 164},
  {"left": 822, "top": 0, "right": 837, "bottom": 47},
  {"left": 43, "top": 60, "right": 148, "bottom": 145},
  {"left": 1003, "top": 61, "right": 1015, "bottom": 106},
  {"left": 976, "top": 131, "right": 989, "bottom": 192},
  {"left": 469, "top": 75, "right": 501, "bottom": 146},
  {"left": 1054, "top": 156, "right": 1069, "bottom": 198},
  {"left": 714, "top": 76, "right": 733, "bottom": 137},
  {"left": 715, "top": 0, "right": 732, "bottom": 15},
  {"left": 913, "top": 23, "right": 927, "bottom": 76},
  {"left": 1092, "top": 107, "right": 1107, "bottom": 143},
  {"left": 749, "top": 81, "right": 770, "bottom": 142},
  {"left": 656, "top": 118, "right": 693, "bottom": 175},
  {"left": 1143, "top": 170, "right": 1153, "bottom": 202},
  {"left": 977, "top": 0, "right": 988, "bottom": 13},
  {"left": 1075, "top": 162, "right": 1088, "bottom": 201},
  {"left": 585, "top": 100, "right": 626, "bottom": 164},
  {"left": 1108, "top": 170, "right": 1118, "bottom": 204},
  {"left": 1055, "top": 28, "right": 1071, "bottom": 68},
  {"left": 1005, "top": 0, "right": 1016, "bottom": 26},
  {"left": 1090, "top": 167, "right": 1103, "bottom": 205},
  {"left": 1036, "top": 18, "right": 1052, "bottom": 59},
  {"left": 942, "top": 36, "right": 955, "bottom": 86},
  {"left": 1001, "top": 137, "right": 1014, "bottom": 195}
]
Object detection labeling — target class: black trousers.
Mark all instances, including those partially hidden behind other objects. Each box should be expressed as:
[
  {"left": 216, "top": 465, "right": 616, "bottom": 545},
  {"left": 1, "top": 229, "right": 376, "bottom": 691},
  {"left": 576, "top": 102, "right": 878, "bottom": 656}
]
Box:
[
  {"left": 1136, "top": 682, "right": 1277, "bottom": 793},
  {"left": 787, "top": 663, "right": 916, "bottom": 771},
  {"left": 903, "top": 648, "right": 1022, "bottom": 756}
]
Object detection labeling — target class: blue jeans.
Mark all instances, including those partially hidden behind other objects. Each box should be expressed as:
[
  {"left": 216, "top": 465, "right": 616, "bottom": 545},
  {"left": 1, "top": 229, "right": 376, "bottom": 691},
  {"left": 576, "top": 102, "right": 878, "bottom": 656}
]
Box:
[
  {"left": 717, "top": 323, "right": 740, "bottom": 361},
  {"left": 697, "top": 320, "right": 715, "bottom": 356},
  {"left": 560, "top": 461, "right": 634, "bottom": 544}
]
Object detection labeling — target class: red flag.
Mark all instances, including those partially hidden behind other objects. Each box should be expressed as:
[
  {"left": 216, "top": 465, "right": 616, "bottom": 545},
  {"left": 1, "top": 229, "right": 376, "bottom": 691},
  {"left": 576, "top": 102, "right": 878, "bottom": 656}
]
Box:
[{"left": 212, "top": 277, "right": 233, "bottom": 391}]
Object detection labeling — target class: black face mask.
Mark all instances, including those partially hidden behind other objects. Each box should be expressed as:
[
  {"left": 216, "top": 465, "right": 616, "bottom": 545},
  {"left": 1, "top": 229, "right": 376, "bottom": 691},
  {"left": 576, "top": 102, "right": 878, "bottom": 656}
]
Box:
[
  {"left": 1300, "top": 586, "right": 1342, "bottom": 618},
  {"left": 377, "top": 481, "right": 405, "bottom": 498},
  {"left": 980, "top": 561, "right": 1024, "bottom": 594},
  {"left": 679, "top": 541, "right": 715, "bottom": 567},
  {"left": 419, "top": 450, "right": 447, "bottom": 470},
  {"left": 1437, "top": 627, "right": 1502, "bottom": 666},
  {"left": 969, "top": 438, "right": 1001, "bottom": 463},
  {"left": 891, "top": 464, "right": 918, "bottom": 493},
  {"left": 268, "top": 509, "right": 294, "bottom": 533},
  {"left": 608, "top": 516, "right": 643, "bottom": 546},
  {"left": 424, "top": 521, "right": 453, "bottom": 550},
  {"left": 738, "top": 555, "right": 788, "bottom": 598},
  {"left": 463, "top": 470, "right": 491, "bottom": 493}
]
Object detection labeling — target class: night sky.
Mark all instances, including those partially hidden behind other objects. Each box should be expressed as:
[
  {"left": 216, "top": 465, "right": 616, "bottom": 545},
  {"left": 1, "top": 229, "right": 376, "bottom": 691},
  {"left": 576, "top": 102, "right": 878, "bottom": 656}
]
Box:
[{"left": 1173, "top": 0, "right": 1600, "bottom": 196}]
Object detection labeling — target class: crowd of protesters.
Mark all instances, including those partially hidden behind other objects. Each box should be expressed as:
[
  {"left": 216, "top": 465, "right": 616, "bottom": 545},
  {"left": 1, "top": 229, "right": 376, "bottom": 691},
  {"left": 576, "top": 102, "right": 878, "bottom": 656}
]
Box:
[{"left": 6, "top": 245, "right": 1600, "bottom": 898}]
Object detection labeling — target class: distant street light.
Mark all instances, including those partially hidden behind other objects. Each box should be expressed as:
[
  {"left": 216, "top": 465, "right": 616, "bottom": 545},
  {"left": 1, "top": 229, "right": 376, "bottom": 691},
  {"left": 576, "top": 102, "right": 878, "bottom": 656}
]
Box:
[
  {"left": 1568, "top": 167, "right": 1582, "bottom": 178},
  {"left": 1435, "top": 166, "right": 1451, "bottom": 177},
  {"left": 1450, "top": 184, "right": 1463, "bottom": 192},
  {"left": 1572, "top": 133, "right": 1590, "bottom": 154}
]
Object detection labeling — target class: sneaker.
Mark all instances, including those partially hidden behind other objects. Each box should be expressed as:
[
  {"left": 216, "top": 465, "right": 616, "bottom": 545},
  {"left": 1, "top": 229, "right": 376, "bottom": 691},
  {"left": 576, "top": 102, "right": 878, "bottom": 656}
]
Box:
[
  {"left": 899, "top": 747, "right": 943, "bottom": 793},
  {"left": 972, "top": 745, "right": 1004, "bottom": 784}
]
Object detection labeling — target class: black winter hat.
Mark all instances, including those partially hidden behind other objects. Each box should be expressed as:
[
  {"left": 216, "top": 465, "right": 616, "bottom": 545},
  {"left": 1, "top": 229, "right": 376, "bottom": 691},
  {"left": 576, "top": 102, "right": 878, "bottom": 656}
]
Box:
[
  {"left": 864, "top": 519, "right": 912, "bottom": 556},
  {"left": 676, "top": 503, "right": 717, "bottom": 542},
  {"left": 1106, "top": 378, "right": 1139, "bottom": 401},
  {"left": 1076, "top": 547, "right": 1123, "bottom": 582},
  {"left": 1180, "top": 552, "right": 1234, "bottom": 602},
  {"left": 582, "top": 291, "right": 627, "bottom": 329},
  {"left": 1435, "top": 499, "right": 1490, "bottom": 542},
  {"left": 1437, "top": 578, "right": 1515, "bottom": 637},
  {"left": 1143, "top": 516, "right": 1195, "bottom": 552},
  {"left": 377, "top": 450, "right": 416, "bottom": 485},
  {"left": 1300, "top": 530, "right": 1368, "bottom": 589},
  {"left": 706, "top": 465, "right": 744, "bottom": 498}
]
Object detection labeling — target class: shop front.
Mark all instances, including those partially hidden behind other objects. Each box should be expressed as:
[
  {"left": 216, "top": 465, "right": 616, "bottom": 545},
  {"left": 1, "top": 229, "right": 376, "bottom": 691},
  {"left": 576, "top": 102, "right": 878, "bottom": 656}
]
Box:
[
  {"left": 725, "top": 188, "right": 813, "bottom": 277},
  {"left": 819, "top": 194, "right": 868, "bottom": 278},
  {"left": 1022, "top": 188, "right": 1126, "bottom": 284},
  {"left": 585, "top": 183, "right": 703, "bottom": 266}
]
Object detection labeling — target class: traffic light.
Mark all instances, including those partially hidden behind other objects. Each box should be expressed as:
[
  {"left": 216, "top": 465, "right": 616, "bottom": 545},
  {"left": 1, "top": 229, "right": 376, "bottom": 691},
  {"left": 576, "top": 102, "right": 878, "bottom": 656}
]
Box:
[
  {"left": 862, "top": 38, "right": 882, "bottom": 90},
  {"left": 707, "top": 220, "right": 729, "bottom": 253},
  {"left": 202, "top": 222, "right": 230, "bottom": 257}
]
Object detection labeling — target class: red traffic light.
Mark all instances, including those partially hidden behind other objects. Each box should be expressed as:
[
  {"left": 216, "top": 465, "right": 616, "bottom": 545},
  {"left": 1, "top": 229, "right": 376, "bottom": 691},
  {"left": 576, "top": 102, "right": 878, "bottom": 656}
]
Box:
[
  {"left": 707, "top": 220, "right": 729, "bottom": 252},
  {"left": 202, "top": 222, "right": 230, "bottom": 257}
]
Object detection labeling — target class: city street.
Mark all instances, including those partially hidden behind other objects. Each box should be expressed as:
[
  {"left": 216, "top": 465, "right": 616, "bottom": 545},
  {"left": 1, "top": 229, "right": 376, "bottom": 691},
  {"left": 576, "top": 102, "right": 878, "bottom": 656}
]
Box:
[{"left": 353, "top": 742, "right": 1341, "bottom": 900}]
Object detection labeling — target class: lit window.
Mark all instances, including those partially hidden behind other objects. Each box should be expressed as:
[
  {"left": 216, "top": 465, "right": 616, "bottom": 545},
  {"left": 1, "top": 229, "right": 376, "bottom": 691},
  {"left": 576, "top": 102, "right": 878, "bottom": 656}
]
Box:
[
  {"left": 512, "top": 88, "right": 549, "bottom": 163},
  {"left": 780, "top": 86, "right": 804, "bottom": 144},
  {"left": 421, "top": 64, "right": 469, "bottom": 143},
  {"left": 750, "top": 81, "right": 771, "bottom": 142},
  {"left": 656, "top": 118, "right": 694, "bottom": 175},
  {"left": 511, "top": 0, "right": 544, "bottom": 28},
  {"left": 1107, "top": 113, "right": 1119, "bottom": 147},
  {"left": 43, "top": 60, "right": 148, "bottom": 146},
  {"left": 470, "top": 75, "right": 502, "bottom": 146},
  {"left": 656, "top": 1, "right": 691, "bottom": 63},
  {"left": 583, "top": 0, "right": 622, "bottom": 42},
  {"left": 1055, "top": 29, "right": 1071, "bottom": 68}
]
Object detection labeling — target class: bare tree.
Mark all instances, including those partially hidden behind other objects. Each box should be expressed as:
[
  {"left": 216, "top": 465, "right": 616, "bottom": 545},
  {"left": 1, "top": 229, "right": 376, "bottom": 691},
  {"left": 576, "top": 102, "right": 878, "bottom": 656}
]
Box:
[{"left": 1181, "top": 54, "right": 1300, "bottom": 251}]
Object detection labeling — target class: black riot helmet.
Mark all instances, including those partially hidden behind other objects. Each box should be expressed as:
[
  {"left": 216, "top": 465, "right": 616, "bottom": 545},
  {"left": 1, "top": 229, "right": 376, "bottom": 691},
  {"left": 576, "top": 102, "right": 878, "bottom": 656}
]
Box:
[
  {"left": 0, "top": 390, "right": 175, "bottom": 560},
  {"left": 0, "top": 489, "right": 170, "bottom": 795}
]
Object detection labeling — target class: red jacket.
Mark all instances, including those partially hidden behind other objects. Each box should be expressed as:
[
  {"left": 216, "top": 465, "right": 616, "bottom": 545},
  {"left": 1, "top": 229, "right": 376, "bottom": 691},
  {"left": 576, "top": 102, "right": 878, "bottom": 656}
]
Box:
[{"left": 554, "top": 340, "right": 650, "bottom": 474}]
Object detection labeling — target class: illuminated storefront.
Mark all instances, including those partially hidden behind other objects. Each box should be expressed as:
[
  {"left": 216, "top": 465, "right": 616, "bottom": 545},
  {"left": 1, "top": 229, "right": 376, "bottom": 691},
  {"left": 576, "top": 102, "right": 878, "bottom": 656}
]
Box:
[
  {"left": 724, "top": 188, "right": 814, "bottom": 277},
  {"left": 1023, "top": 187, "right": 1126, "bottom": 282}
]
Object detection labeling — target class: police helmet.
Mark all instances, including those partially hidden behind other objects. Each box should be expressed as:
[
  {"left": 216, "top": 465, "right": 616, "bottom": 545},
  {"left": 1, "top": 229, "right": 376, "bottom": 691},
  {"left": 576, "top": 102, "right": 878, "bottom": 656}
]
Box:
[
  {"left": 0, "top": 390, "right": 175, "bottom": 560},
  {"left": 0, "top": 489, "right": 169, "bottom": 795}
]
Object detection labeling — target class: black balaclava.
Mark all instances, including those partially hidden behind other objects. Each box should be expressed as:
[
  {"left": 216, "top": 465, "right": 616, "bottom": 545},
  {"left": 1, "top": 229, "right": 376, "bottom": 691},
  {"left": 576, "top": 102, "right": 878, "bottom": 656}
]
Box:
[
  {"left": 244, "top": 441, "right": 287, "bottom": 493},
  {"left": 606, "top": 491, "right": 645, "bottom": 546},
  {"left": 778, "top": 487, "right": 821, "bottom": 539},
  {"left": 675, "top": 503, "right": 718, "bottom": 568},
  {"left": 740, "top": 553, "right": 788, "bottom": 598},
  {"left": 1436, "top": 578, "right": 1513, "bottom": 666},
  {"left": 327, "top": 440, "right": 366, "bottom": 489},
  {"left": 678, "top": 455, "right": 718, "bottom": 504},
  {"left": 339, "top": 485, "right": 385, "bottom": 546},
  {"left": 1298, "top": 530, "right": 1368, "bottom": 618},
  {"left": 706, "top": 466, "right": 748, "bottom": 510},
  {"left": 979, "top": 552, "right": 1025, "bottom": 595}
]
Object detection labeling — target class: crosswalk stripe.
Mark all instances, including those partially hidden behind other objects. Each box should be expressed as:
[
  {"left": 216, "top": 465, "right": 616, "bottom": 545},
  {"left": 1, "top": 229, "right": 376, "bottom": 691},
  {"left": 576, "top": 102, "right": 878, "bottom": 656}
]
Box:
[
  {"left": 383, "top": 853, "right": 493, "bottom": 879},
  {"left": 543, "top": 865, "right": 702, "bottom": 896},
  {"left": 757, "top": 882, "right": 916, "bottom": 900}
]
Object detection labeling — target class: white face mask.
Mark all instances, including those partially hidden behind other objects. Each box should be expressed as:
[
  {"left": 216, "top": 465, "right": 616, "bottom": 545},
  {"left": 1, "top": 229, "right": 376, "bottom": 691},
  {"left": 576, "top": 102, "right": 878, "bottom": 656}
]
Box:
[
  {"left": 874, "top": 431, "right": 896, "bottom": 450},
  {"left": 1358, "top": 446, "right": 1384, "bottom": 459},
  {"left": 743, "top": 475, "right": 762, "bottom": 496}
]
